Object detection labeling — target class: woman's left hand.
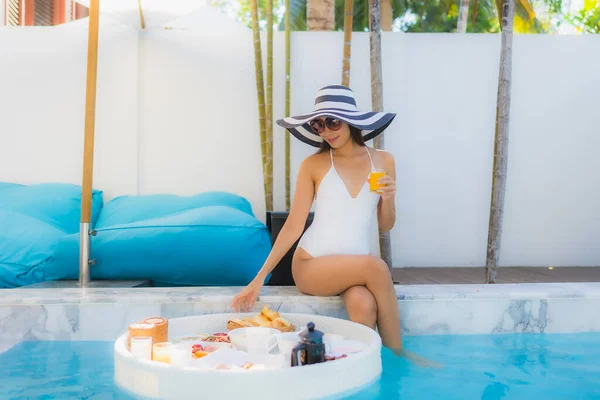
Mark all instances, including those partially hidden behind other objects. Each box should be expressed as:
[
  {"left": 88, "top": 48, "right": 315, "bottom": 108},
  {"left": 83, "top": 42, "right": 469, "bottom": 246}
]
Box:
[{"left": 377, "top": 175, "right": 396, "bottom": 200}]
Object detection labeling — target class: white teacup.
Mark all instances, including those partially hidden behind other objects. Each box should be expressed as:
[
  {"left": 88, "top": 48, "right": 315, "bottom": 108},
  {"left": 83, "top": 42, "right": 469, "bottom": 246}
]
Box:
[
  {"left": 324, "top": 333, "right": 344, "bottom": 353},
  {"left": 278, "top": 332, "right": 301, "bottom": 367},
  {"left": 229, "top": 327, "right": 280, "bottom": 354},
  {"left": 169, "top": 343, "right": 192, "bottom": 367}
]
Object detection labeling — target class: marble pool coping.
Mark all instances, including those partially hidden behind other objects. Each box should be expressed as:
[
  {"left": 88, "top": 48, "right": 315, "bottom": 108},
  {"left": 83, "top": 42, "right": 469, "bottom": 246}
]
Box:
[
  {"left": 1, "top": 282, "right": 600, "bottom": 306},
  {"left": 2, "top": 282, "right": 600, "bottom": 355}
]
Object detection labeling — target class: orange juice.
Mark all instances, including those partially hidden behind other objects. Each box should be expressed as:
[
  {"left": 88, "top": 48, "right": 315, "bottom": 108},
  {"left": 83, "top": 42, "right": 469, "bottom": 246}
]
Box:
[
  {"left": 369, "top": 169, "right": 386, "bottom": 193},
  {"left": 152, "top": 342, "right": 173, "bottom": 363}
]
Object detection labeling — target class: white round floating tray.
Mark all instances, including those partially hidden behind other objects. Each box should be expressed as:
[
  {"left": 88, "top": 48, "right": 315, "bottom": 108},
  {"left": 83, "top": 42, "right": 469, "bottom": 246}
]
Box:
[{"left": 114, "top": 313, "right": 382, "bottom": 400}]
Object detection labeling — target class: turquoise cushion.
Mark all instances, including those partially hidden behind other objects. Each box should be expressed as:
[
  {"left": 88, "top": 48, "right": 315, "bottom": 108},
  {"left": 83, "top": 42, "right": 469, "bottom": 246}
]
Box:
[
  {"left": 95, "top": 192, "right": 255, "bottom": 227},
  {"left": 0, "top": 183, "right": 103, "bottom": 288},
  {"left": 45, "top": 192, "right": 271, "bottom": 286}
]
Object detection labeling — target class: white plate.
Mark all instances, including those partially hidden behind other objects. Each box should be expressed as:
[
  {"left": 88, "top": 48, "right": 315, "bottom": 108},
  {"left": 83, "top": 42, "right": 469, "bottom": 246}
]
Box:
[
  {"left": 170, "top": 334, "right": 210, "bottom": 344},
  {"left": 193, "top": 347, "right": 284, "bottom": 371},
  {"left": 329, "top": 339, "right": 367, "bottom": 354}
]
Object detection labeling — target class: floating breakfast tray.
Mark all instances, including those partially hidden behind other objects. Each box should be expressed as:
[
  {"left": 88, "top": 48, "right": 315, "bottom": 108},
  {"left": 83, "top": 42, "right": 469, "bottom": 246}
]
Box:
[{"left": 114, "top": 313, "right": 382, "bottom": 400}]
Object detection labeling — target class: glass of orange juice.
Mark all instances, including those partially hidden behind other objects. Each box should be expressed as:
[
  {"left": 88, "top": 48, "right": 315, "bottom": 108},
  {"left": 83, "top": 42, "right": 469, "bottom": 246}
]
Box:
[
  {"left": 369, "top": 168, "right": 386, "bottom": 194},
  {"left": 152, "top": 342, "right": 173, "bottom": 364}
]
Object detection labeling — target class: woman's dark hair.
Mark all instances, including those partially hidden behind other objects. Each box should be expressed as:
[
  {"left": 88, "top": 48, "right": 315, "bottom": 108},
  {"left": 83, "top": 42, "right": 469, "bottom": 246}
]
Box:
[{"left": 317, "top": 124, "right": 365, "bottom": 153}]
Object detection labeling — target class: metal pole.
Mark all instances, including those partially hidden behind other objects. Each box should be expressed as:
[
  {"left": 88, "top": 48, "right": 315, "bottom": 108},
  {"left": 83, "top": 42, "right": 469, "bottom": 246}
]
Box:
[
  {"left": 79, "top": 223, "right": 91, "bottom": 286},
  {"left": 79, "top": 0, "right": 100, "bottom": 288}
]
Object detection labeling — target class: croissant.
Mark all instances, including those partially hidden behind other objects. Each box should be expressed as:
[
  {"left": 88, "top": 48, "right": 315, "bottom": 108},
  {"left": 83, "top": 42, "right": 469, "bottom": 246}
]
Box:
[
  {"left": 227, "top": 307, "right": 296, "bottom": 332},
  {"left": 241, "top": 316, "right": 260, "bottom": 327},
  {"left": 270, "top": 319, "right": 284, "bottom": 329},
  {"left": 260, "top": 306, "right": 280, "bottom": 321},
  {"left": 273, "top": 317, "right": 296, "bottom": 332},
  {"left": 226, "top": 318, "right": 254, "bottom": 330},
  {"left": 252, "top": 314, "right": 271, "bottom": 327},
  {"left": 226, "top": 319, "right": 243, "bottom": 330},
  {"left": 272, "top": 317, "right": 292, "bottom": 328}
]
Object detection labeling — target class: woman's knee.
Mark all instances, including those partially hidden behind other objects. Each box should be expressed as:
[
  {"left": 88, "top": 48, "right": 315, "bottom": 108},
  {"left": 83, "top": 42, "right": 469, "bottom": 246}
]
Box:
[
  {"left": 343, "top": 286, "right": 377, "bottom": 328},
  {"left": 366, "top": 256, "right": 392, "bottom": 282}
]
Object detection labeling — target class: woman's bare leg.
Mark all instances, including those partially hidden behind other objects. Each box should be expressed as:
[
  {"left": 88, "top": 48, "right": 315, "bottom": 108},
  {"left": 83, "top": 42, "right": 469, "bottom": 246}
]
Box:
[
  {"left": 292, "top": 249, "right": 402, "bottom": 350},
  {"left": 342, "top": 286, "right": 377, "bottom": 330}
]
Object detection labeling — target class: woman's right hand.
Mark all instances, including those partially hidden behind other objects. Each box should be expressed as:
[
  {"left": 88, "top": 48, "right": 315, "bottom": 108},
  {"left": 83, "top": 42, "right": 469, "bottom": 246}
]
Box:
[{"left": 231, "top": 279, "right": 263, "bottom": 312}]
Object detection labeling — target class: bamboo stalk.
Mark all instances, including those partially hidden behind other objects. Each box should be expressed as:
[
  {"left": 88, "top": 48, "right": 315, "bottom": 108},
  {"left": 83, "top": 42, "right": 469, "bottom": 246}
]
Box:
[
  {"left": 81, "top": 0, "right": 100, "bottom": 225},
  {"left": 137, "top": 0, "right": 145, "bottom": 29},
  {"left": 369, "top": 0, "right": 392, "bottom": 270},
  {"left": 250, "top": 0, "right": 268, "bottom": 211},
  {"left": 341, "top": 0, "right": 354, "bottom": 87},
  {"left": 486, "top": 0, "right": 515, "bottom": 283},
  {"left": 265, "top": 0, "right": 274, "bottom": 212},
  {"left": 285, "top": 0, "right": 291, "bottom": 211}
]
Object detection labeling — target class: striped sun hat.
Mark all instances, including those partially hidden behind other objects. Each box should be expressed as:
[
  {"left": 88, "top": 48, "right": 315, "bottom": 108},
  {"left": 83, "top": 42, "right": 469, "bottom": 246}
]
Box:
[{"left": 276, "top": 85, "right": 396, "bottom": 147}]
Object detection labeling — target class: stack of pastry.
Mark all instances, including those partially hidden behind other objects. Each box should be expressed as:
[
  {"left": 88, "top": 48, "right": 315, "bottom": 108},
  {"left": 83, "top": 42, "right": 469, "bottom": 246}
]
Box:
[
  {"left": 127, "top": 316, "right": 169, "bottom": 355},
  {"left": 227, "top": 306, "right": 295, "bottom": 332}
]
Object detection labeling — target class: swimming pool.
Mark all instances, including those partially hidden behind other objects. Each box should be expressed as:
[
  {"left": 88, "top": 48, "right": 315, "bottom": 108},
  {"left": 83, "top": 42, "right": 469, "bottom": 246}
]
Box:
[{"left": 1, "top": 332, "right": 599, "bottom": 399}]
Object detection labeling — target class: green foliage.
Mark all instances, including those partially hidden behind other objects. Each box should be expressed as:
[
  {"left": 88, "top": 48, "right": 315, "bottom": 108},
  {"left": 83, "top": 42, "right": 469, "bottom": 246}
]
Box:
[
  {"left": 334, "top": 0, "right": 369, "bottom": 31},
  {"left": 566, "top": 0, "right": 600, "bottom": 33},
  {"left": 214, "top": 0, "right": 568, "bottom": 33},
  {"left": 399, "top": 0, "right": 499, "bottom": 33}
]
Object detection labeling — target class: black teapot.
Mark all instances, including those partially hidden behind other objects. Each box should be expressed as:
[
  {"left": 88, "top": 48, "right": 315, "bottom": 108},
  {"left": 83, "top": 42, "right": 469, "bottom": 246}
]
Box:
[{"left": 291, "top": 322, "right": 326, "bottom": 367}]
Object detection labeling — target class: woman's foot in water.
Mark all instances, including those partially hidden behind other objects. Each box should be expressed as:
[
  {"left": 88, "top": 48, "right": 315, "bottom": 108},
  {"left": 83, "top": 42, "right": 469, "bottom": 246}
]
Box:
[{"left": 392, "top": 347, "right": 444, "bottom": 368}]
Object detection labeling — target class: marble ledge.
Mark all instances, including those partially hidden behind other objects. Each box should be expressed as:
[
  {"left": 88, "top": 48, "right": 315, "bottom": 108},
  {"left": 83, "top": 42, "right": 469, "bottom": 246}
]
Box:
[{"left": 1, "top": 282, "right": 600, "bottom": 306}]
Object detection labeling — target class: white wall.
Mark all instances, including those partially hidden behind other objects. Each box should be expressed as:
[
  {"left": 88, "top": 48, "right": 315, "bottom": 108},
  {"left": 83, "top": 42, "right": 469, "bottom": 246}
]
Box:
[
  {"left": 499, "top": 35, "right": 600, "bottom": 267},
  {"left": 1, "top": 11, "right": 598, "bottom": 267},
  {"left": 138, "top": 8, "right": 266, "bottom": 221},
  {"left": 0, "top": 18, "right": 139, "bottom": 201}
]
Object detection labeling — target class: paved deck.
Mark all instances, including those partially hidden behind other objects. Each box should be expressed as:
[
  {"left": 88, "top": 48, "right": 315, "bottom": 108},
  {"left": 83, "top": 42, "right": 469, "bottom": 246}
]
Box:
[{"left": 393, "top": 267, "right": 600, "bottom": 284}]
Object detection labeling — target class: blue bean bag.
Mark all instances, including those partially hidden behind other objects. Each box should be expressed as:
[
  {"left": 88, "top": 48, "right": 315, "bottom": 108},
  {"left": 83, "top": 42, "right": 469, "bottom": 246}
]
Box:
[
  {"left": 44, "top": 192, "right": 271, "bottom": 286},
  {"left": 0, "top": 183, "right": 103, "bottom": 288}
]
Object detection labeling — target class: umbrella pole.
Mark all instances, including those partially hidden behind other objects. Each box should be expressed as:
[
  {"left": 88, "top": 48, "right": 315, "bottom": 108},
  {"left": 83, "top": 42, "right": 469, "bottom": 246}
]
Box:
[{"left": 79, "top": 0, "right": 100, "bottom": 288}]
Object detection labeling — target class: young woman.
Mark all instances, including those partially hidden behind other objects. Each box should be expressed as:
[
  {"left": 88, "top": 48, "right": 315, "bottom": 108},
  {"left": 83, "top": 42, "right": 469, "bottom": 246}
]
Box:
[{"left": 231, "top": 85, "right": 403, "bottom": 354}]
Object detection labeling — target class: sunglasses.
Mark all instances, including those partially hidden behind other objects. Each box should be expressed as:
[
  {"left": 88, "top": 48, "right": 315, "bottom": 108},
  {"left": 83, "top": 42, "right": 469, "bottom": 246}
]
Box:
[{"left": 309, "top": 117, "right": 343, "bottom": 134}]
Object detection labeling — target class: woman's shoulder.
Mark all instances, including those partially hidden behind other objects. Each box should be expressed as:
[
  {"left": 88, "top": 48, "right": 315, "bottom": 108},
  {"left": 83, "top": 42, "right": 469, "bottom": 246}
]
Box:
[
  {"left": 299, "top": 152, "right": 331, "bottom": 174},
  {"left": 366, "top": 146, "right": 395, "bottom": 164},
  {"left": 302, "top": 151, "right": 330, "bottom": 167}
]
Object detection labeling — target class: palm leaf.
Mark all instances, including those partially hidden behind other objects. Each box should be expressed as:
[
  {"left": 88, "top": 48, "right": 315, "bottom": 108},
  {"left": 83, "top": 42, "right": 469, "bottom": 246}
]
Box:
[
  {"left": 495, "top": 0, "right": 535, "bottom": 22},
  {"left": 290, "top": 0, "right": 308, "bottom": 30}
]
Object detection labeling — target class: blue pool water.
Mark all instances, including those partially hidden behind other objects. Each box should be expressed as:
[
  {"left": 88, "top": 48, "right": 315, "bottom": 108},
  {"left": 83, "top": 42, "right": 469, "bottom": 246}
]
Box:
[{"left": 1, "top": 333, "right": 599, "bottom": 399}]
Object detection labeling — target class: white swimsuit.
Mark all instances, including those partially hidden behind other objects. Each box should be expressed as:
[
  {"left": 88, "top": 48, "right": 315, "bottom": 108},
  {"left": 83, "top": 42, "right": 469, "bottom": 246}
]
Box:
[{"left": 297, "top": 147, "right": 380, "bottom": 258}]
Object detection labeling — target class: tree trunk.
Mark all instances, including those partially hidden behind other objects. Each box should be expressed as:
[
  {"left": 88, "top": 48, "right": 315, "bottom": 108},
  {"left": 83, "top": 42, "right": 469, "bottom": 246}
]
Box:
[
  {"left": 285, "top": 0, "right": 291, "bottom": 210},
  {"left": 341, "top": 0, "right": 354, "bottom": 87},
  {"left": 486, "top": 0, "right": 514, "bottom": 283},
  {"left": 307, "top": 0, "right": 335, "bottom": 30},
  {"left": 266, "top": 0, "right": 274, "bottom": 211},
  {"left": 457, "top": 0, "right": 470, "bottom": 33},
  {"left": 369, "top": 0, "right": 393, "bottom": 271},
  {"left": 381, "top": 0, "right": 393, "bottom": 31},
  {"left": 250, "top": 0, "right": 269, "bottom": 212}
]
